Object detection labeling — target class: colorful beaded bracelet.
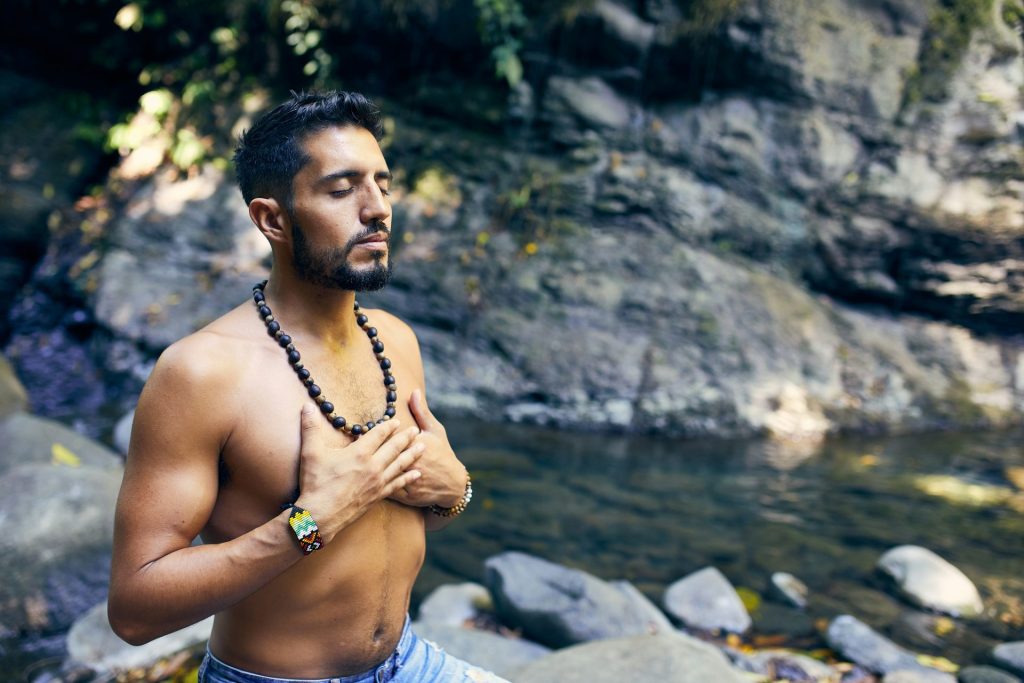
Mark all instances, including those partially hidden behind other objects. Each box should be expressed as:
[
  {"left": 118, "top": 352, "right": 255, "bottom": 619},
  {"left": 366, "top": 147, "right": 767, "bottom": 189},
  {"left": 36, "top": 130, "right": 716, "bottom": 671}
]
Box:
[
  {"left": 286, "top": 505, "right": 324, "bottom": 554},
  {"left": 428, "top": 473, "right": 473, "bottom": 518}
]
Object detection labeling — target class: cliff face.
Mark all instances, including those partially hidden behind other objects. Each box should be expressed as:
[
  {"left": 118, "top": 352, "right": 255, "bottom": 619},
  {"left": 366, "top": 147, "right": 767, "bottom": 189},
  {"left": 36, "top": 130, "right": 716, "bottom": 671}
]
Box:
[{"left": 4, "top": 0, "right": 1023, "bottom": 439}]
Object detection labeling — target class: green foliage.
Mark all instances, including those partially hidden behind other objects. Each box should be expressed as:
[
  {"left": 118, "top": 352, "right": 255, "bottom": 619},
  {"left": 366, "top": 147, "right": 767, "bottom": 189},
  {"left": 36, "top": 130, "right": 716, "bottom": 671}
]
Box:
[
  {"left": 903, "top": 0, "right": 996, "bottom": 106},
  {"left": 1004, "top": 0, "right": 1024, "bottom": 32},
  {"left": 474, "top": 0, "right": 527, "bottom": 86}
]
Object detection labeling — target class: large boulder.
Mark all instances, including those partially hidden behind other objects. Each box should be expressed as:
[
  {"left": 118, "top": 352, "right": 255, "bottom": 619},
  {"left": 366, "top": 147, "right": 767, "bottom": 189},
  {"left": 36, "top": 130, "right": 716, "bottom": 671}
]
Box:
[
  {"left": 0, "top": 413, "right": 122, "bottom": 634},
  {"left": 412, "top": 622, "right": 549, "bottom": 678},
  {"left": 66, "top": 601, "right": 213, "bottom": 673},
  {"left": 509, "top": 631, "right": 748, "bottom": 683},
  {"left": 876, "top": 545, "right": 983, "bottom": 617},
  {"left": 484, "top": 552, "right": 672, "bottom": 648},
  {"left": 662, "top": 566, "right": 751, "bottom": 634}
]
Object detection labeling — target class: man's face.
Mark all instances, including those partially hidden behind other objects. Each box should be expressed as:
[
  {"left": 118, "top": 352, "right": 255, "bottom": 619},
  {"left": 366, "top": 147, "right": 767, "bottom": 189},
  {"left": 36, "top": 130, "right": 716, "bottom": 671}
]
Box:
[{"left": 287, "top": 125, "right": 393, "bottom": 291}]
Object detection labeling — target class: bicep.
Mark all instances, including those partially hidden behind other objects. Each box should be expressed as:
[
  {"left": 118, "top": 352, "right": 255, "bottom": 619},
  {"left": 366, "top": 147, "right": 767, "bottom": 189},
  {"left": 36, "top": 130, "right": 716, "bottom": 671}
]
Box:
[{"left": 111, "top": 343, "right": 233, "bottom": 576}]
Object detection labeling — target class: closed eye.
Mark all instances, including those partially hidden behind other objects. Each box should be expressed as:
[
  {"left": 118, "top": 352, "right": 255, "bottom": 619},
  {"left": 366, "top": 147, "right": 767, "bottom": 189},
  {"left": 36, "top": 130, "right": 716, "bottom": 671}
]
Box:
[{"left": 330, "top": 188, "right": 355, "bottom": 197}]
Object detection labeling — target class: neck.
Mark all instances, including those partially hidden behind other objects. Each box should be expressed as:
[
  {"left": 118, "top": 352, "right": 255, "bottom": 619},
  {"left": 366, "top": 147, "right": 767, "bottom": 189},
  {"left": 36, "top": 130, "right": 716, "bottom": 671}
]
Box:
[{"left": 261, "top": 265, "right": 363, "bottom": 348}]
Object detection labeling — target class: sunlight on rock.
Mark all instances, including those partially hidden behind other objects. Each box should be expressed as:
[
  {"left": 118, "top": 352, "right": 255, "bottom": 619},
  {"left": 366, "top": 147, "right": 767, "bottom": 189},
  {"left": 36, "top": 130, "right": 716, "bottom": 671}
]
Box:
[
  {"left": 759, "top": 383, "right": 831, "bottom": 444},
  {"left": 913, "top": 474, "right": 1015, "bottom": 507},
  {"left": 412, "top": 167, "right": 462, "bottom": 212},
  {"left": 152, "top": 166, "right": 220, "bottom": 215}
]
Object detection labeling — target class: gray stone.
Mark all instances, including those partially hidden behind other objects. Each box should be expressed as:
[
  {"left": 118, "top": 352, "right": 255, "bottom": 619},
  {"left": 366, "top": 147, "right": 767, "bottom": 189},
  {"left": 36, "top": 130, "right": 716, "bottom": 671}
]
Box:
[
  {"left": 877, "top": 545, "right": 983, "bottom": 617},
  {"left": 826, "top": 615, "right": 935, "bottom": 675},
  {"left": 663, "top": 566, "right": 751, "bottom": 633},
  {"left": 959, "top": 665, "right": 1022, "bottom": 683},
  {"left": 509, "top": 631, "right": 747, "bottom": 683},
  {"left": 0, "top": 461, "right": 122, "bottom": 632},
  {"left": 0, "top": 412, "right": 122, "bottom": 474},
  {"left": 884, "top": 669, "right": 957, "bottom": 683},
  {"left": 67, "top": 601, "right": 212, "bottom": 673},
  {"left": 770, "top": 571, "right": 808, "bottom": 608},
  {"left": 994, "top": 642, "right": 1024, "bottom": 677},
  {"left": 412, "top": 622, "right": 549, "bottom": 678},
  {"left": 0, "top": 354, "right": 27, "bottom": 419},
  {"left": 484, "top": 552, "right": 673, "bottom": 648},
  {"left": 542, "top": 76, "right": 632, "bottom": 141},
  {"left": 112, "top": 409, "right": 135, "bottom": 456},
  {"left": 735, "top": 649, "right": 838, "bottom": 681},
  {"left": 417, "top": 582, "right": 491, "bottom": 626}
]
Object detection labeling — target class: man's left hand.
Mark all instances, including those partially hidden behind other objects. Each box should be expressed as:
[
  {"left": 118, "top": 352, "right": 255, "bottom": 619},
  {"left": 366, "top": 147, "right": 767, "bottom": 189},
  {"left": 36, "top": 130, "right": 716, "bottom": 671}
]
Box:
[{"left": 388, "top": 389, "right": 467, "bottom": 508}]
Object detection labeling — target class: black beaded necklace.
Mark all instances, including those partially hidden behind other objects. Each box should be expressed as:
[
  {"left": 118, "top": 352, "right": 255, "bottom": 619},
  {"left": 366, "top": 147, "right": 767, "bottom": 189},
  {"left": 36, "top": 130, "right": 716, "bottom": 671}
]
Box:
[{"left": 252, "top": 281, "right": 397, "bottom": 436}]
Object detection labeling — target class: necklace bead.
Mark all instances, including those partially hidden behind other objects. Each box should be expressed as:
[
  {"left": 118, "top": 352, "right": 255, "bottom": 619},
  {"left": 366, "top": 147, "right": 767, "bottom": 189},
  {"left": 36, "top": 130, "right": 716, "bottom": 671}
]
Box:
[{"left": 253, "top": 281, "right": 395, "bottom": 436}]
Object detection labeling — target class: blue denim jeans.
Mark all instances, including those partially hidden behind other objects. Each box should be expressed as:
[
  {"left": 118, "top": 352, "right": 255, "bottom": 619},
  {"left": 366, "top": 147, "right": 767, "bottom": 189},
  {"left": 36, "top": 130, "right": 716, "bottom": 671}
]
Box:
[{"left": 197, "top": 616, "right": 510, "bottom": 683}]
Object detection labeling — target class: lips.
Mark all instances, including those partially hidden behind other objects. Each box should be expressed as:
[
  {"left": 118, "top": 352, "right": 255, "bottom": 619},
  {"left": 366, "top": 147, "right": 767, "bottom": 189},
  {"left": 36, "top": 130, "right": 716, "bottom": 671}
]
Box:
[{"left": 356, "top": 231, "right": 388, "bottom": 246}]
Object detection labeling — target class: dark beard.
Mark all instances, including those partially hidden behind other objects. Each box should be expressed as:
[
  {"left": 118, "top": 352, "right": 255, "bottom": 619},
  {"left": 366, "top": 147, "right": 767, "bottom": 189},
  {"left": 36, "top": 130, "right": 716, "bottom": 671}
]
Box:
[{"left": 291, "top": 217, "right": 393, "bottom": 292}]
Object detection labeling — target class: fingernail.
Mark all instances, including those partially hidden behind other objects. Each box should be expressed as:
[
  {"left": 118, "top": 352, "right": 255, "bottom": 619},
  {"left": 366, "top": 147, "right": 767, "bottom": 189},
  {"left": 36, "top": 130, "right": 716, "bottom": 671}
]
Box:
[{"left": 411, "top": 470, "right": 422, "bottom": 479}]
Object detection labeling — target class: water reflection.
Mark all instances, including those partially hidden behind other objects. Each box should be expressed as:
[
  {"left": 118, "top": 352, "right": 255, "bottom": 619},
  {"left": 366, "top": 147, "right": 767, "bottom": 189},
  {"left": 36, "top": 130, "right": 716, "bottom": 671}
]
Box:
[{"left": 419, "top": 416, "right": 1024, "bottom": 663}]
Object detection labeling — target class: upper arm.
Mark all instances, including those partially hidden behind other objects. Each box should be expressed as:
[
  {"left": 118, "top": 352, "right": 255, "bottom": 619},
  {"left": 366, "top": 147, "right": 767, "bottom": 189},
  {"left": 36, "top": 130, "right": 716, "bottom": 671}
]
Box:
[{"left": 110, "top": 334, "right": 238, "bottom": 583}]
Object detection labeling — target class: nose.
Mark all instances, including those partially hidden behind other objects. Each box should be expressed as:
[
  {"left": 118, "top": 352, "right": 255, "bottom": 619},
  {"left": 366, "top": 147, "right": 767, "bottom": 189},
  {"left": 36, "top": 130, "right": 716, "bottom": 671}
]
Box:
[{"left": 360, "top": 181, "right": 391, "bottom": 226}]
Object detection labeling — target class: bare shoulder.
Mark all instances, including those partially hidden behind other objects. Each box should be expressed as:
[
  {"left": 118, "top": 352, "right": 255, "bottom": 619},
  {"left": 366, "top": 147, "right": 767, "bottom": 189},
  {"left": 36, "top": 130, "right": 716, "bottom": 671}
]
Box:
[
  {"left": 134, "top": 303, "right": 260, "bottom": 448},
  {"left": 363, "top": 308, "right": 420, "bottom": 351},
  {"left": 363, "top": 308, "right": 424, "bottom": 387}
]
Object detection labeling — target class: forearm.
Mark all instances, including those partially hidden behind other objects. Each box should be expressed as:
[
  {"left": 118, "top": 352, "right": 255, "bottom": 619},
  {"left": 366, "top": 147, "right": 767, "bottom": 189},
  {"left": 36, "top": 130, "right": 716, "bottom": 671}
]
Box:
[{"left": 109, "top": 508, "right": 303, "bottom": 645}]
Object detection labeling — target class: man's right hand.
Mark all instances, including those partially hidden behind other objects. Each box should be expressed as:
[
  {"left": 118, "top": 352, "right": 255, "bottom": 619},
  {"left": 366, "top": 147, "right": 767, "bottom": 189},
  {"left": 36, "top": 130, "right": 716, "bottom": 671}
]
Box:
[{"left": 294, "top": 405, "right": 423, "bottom": 543}]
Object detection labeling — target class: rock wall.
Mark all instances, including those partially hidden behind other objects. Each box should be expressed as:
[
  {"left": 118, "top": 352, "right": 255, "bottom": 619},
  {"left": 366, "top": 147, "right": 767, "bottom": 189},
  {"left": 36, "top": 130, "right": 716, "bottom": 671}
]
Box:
[{"left": 4, "top": 0, "right": 1023, "bottom": 440}]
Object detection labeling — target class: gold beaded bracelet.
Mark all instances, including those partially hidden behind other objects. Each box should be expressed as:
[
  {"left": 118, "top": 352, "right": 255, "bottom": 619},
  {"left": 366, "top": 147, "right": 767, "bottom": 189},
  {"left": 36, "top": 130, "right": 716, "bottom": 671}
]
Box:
[{"left": 428, "top": 473, "right": 473, "bottom": 518}]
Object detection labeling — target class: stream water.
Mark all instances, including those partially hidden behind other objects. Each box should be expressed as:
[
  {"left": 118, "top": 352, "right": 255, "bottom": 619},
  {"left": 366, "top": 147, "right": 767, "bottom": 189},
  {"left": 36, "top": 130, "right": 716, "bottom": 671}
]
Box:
[
  {"left": 14, "top": 419, "right": 1024, "bottom": 680},
  {"left": 419, "top": 418, "right": 1024, "bottom": 666}
]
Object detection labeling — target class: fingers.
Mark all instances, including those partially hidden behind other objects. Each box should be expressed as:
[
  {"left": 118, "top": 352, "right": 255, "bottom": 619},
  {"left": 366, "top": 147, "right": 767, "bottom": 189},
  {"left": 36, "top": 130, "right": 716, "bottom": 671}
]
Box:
[
  {"left": 408, "top": 389, "right": 437, "bottom": 433},
  {"left": 350, "top": 417, "right": 403, "bottom": 456},
  {"left": 369, "top": 425, "right": 419, "bottom": 467},
  {"left": 381, "top": 441, "right": 425, "bottom": 484},
  {"left": 298, "top": 404, "right": 324, "bottom": 457},
  {"left": 382, "top": 468, "right": 422, "bottom": 499}
]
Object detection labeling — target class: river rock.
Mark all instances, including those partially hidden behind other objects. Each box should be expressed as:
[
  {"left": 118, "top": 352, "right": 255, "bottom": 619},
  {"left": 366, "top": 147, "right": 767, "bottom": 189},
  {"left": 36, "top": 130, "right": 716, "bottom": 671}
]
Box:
[
  {"left": 412, "top": 622, "right": 549, "bottom": 678},
  {"left": 112, "top": 408, "right": 135, "bottom": 456},
  {"left": 0, "top": 411, "right": 123, "bottom": 473},
  {"left": 484, "top": 552, "right": 672, "bottom": 648},
  {"left": 0, "top": 354, "right": 28, "bottom": 418},
  {"left": 0, "top": 461, "right": 122, "bottom": 633},
  {"left": 509, "top": 631, "right": 747, "bottom": 683},
  {"left": 0, "top": 400, "right": 123, "bottom": 634},
  {"left": 770, "top": 571, "right": 809, "bottom": 608},
  {"left": 662, "top": 566, "right": 751, "bottom": 633},
  {"left": 877, "top": 545, "right": 984, "bottom": 617},
  {"left": 883, "top": 670, "right": 957, "bottom": 683},
  {"left": 67, "top": 600, "right": 213, "bottom": 673},
  {"left": 959, "top": 665, "right": 1022, "bottom": 683},
  {"left": 732, "top": 649, "right": 838, "bottom": 681},
  {"left": 826, "top": 615, "right": 924, "bottom": 675},
  {"left": 993, "top": 642, "right": 1024, "bottom": 677},
  {"left": 417, "top": 582, "right": 491, "bottom": 626}
]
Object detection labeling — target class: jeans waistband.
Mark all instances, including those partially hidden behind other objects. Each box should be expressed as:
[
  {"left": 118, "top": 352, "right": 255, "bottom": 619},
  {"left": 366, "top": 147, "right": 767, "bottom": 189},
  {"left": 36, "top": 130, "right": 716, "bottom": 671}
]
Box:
[{"left": 203, "top": 614, "right": 414, "bottom": 683}]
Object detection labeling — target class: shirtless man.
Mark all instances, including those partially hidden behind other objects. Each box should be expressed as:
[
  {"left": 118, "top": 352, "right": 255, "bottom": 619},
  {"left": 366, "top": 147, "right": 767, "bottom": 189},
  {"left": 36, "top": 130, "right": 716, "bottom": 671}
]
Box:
[{"left": 108, "top": 91, "right": 506, "bottom": 682}]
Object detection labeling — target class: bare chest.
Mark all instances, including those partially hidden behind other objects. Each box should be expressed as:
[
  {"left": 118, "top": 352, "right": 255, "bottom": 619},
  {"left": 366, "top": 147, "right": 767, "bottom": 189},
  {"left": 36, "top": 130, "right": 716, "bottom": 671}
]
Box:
[{"left": 206, "top": 334, "right": 415, "bottom": 538}]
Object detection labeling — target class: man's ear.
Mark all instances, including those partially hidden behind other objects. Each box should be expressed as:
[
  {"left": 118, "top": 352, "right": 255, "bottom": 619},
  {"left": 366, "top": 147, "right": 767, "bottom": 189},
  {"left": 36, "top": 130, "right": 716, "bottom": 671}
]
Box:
[{"left": 248, "top": 197, "right": 290, "bottom": 246}]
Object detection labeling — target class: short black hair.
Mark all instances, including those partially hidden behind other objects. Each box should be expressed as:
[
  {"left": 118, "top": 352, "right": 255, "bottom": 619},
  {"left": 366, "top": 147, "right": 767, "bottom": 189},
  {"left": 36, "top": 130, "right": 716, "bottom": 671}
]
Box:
[{"left": 233, "top": 90, "right": 384, "bottom": 207}]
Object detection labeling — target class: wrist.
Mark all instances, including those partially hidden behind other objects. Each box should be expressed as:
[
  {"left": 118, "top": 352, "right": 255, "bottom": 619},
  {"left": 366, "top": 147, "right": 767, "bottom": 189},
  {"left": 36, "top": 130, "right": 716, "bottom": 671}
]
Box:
[
  {"left": 439, "top": 469, "right": 469, "bottom": 507},
  {"left": 429, "top": 471, "right": 472, "bottom": 518},
  {"left": 282, "top": 503, "right": 323, "bottom": 555}
]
